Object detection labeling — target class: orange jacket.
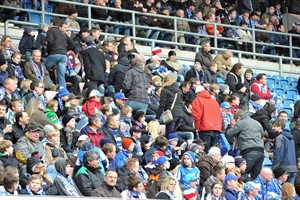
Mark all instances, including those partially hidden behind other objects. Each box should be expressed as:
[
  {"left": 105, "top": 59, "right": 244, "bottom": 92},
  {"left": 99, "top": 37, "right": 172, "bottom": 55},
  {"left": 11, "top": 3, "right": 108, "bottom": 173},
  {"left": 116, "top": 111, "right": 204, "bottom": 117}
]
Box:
[{"left": 205, "top": 24, "right": 224, "bottom": 35}]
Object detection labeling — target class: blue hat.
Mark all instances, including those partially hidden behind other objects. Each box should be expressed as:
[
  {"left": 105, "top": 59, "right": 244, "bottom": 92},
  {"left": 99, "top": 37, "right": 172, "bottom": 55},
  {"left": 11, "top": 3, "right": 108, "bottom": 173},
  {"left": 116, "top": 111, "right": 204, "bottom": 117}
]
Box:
[
  {"left": 244, "top": 181, "right": 261, "bottom": 193},
  {"left": 185, "top": 173, "right": 199, "bottom": 184},
  {"left": 183, "top": 151, "right": 196, "bottom": 163},
  {"left": 270, "top": 94, "right": 278, "bottom": 103},
  {"left": 81, "top": 142, "right": 94, "bottom": 151},
  {"left": 265, "top": 192, "right": 281, "bottom": 200},
  {"left": 114, "top": 92, "right": 128, "bottom": 99},
  {"left": 293, "top": 22, "right": 300, "bottom": 26},
  {"left": 157, "top": 156, "right": 168, "bottom": 165},
  {"left": 58, "top": 87, "right": 69, "bottom": 97},
  {"left": 168, "top": 133, "right": 179, "bottom": 142},
  {"left": 100, "top": 138, "right": 113, "bottom": 147},
  {"left": 221, "top": 102, "right": 231, "bottom": 109},
  {"left": 225, "top": 173, "right": 240, "bottom": 184}
]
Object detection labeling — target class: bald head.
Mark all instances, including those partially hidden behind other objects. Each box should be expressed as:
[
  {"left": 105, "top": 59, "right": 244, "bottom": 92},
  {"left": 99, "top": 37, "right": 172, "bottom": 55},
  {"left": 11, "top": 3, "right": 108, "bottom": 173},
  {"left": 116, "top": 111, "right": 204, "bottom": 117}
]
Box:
[
  {"left": 223, "top": 50, "right": 232, "bottom": 59},
  {"left": 260, "top": 168, "right": 273, "bottom": 182}
]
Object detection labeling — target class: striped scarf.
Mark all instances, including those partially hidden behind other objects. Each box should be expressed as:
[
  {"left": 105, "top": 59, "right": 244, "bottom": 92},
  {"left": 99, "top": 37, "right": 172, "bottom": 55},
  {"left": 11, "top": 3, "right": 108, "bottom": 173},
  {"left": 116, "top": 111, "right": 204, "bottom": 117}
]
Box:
[
  {"left": 25, "top": 185, "right": 46, "bottom": 196},
  {"left": 56, "top": 173, "right": 80, "bottom": 196},
  {"left": 30, "top": 58, "right": 44, "bottom": 80},
  {"left": 110, "top": 128, "right": 122, "bottom": 150}
]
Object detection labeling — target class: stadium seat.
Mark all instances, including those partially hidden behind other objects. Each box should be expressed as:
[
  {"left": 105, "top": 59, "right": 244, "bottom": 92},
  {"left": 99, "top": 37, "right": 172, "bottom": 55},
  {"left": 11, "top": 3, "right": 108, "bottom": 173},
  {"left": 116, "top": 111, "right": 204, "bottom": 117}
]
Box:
[
  {"left": 273, "top": 87, "right": 284, "bottom": 96},
  {"left": 275, "top": 103, "right": 283, "bottom": 110},
  {"left": 279, "top": 79, "right": 289, "bottom": 88},
  {"left": 253, "top": 72, "right": 257, "bottom": 79},
  {"left": 283, "top": 99, "right": 294, "bottom": 107},
  {"left": 283, "top": 107, "right": 293, "bottom": 118},
  {"left": 286, "top": 88, "right": 298, "bottom": 96},
  {"left": 267, "top": 77, "right": 275, "bottom": 86},
  {"left": 291, "top": 80, "right": 298, "bottom": 87},
  {"left": 293, "top": 95, "right": 300, "bottom": 100},
  {"left": 266, "top": 74, "right": 272, "bottom": 79},
  {"left": 217, "top": 77, "right": 225, "bottom": 84},
  {"left": 287, "top": 76, "right": 298, "bottom": 85},
  {"left": 28, "top": 12, "right": 41, "bottom": 23}
]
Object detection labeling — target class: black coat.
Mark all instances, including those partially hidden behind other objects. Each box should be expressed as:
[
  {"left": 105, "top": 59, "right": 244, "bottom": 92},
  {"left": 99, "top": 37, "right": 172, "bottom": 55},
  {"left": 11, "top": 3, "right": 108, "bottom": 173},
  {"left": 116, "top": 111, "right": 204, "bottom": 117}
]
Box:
[
  {"left": 291, "top": 127, "right": 300, "bottom": 159},
  {"left": 251, "top": 109, "right": 277, "bottom": 139},
  {"left": 19, "top": 32, "right": 36, "bottom": 54},
  {"left": 177, "top": 107, "right": 195, "bottom": 133},
  {"left": 11, "top": 122, "right": 26, "bottom": 144},
  {"left": 59, "top": 128, "right": 80, "bottom": 153},
  {"left": 46, "top": 27, "right": 74, "bottom": 55},
  {"left": 225, "top": 72, "right": 243, "bottom": 93},
  {"left": 108, "top": 57, "right": 129, "bottom": 92},
  {"left": 82, "top": 46, "right": 106, "bottom": 82},
  {"left": 203, "top": 68, "right": 217, "bottom": 84}
]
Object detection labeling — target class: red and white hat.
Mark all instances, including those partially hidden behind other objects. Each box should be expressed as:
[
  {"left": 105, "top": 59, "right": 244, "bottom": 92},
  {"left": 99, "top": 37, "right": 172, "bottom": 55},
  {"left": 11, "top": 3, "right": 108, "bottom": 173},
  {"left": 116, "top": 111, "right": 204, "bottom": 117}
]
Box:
[{"left": 152, "top": 47, "right": 162, "bottom": 55}]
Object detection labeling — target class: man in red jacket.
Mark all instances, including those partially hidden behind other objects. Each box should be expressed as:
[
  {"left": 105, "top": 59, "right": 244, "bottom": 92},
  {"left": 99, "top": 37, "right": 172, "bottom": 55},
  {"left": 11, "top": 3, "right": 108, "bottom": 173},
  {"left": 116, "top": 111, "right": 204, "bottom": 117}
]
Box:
[
  {"left": 192, "top": 85, "right": 222, "bottom": 152},
  {"left": 250, "top": 73, "right": 271, "bottom": 104}
]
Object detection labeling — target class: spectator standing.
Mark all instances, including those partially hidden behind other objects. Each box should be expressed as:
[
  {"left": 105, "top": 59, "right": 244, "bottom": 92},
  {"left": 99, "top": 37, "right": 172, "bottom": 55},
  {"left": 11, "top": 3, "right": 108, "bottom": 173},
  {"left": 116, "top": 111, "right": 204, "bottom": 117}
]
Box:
[
  {"left": 66, "top": 8, "right": 80, "bottom": 30},
  {"left": 238, "top": 0, "right": 253, "bottom": 13},
  {"left": 45, "top": 17, "right": 75, "bottom": 89},
  {"left": 19, "top": 26, "right": 36, "bottom": 62},
  {"left": 195, "top": 41, "right": 213, "bottom": 70}
]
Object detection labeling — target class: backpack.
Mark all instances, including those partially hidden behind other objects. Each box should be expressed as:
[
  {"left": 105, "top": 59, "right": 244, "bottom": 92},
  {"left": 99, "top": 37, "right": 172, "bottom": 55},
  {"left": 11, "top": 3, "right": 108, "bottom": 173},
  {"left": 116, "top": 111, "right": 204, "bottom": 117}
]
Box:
[{"left": 145, "top": 173, "right": 160, "bottom": 199}]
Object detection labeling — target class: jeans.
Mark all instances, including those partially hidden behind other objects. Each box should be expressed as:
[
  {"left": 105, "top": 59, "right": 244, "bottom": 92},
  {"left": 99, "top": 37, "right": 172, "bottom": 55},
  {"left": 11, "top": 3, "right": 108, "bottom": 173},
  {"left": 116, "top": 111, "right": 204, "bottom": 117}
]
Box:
[
  {"left": 175, "top": 131, "right": 194, "bottom": 140},
  {"left": 241, "top": 150, "right": 264, "bottom": 179},
  {"left": 125, "top": 100, "right": 148, "bottom": 114},
  {"left": 165, "top": 116, "right": 182, "bottom": 137},
  {"left": 114, "top": 21, "right": 131, "bottom": 36},
  {"left": 287, "top": 172, "right": 296, "bottom": 184},
  {"left": 199, "top": 130, "right": 219, "bottom": 153},
  {"left": 45, "top": 54, "right": 67, "bottom": 88}
]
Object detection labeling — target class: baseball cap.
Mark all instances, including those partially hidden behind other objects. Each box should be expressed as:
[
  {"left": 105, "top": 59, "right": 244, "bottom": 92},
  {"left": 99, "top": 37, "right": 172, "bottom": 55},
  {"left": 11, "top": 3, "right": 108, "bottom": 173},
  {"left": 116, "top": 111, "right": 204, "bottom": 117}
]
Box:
[
  {"left": 114, "top": 92, "right": 128, "bottom": 100},
  {"left": 220, "top": 102, "right": 231, "bottom": 109},
  {"left": 244, "top": 181, "right": 261, "bottom": 193},
  {"left": 76, "top": 135, "right": 90, "bottom": 145},
  {"left": 26, "top": 124, "right": 42, "bottom": 132},
  {"left": 293, "top": 22, "right": 300, "bottom": 26},
  {"left": 225, "top": 173, "right": 240, "bottom": 184},
  {"left": 130, "top": 125, "right": 143, "bottom": 134}
]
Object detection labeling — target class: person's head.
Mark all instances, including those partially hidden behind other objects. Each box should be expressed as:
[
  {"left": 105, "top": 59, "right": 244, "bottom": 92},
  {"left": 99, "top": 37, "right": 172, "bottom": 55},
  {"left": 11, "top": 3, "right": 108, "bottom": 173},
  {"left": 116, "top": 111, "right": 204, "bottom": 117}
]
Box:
[
  {"left": 281, "top": 182, "right": 296, "bottom": 200},
  {"left": 46, "top": 100, "right": 58, "bottom": 112},
  {"left": 10, "top": 99, "right": 23, "bottom": 113},
  {"left": 180, "top": 81, "right": 191, "bottom": 94},
  {"left": 114, "top": 92, "right": 128, "bottom": 107},
  {"left": 202, "top": 41, "right": 211, "bottom": 52},
  {"left": 220, "top": 102, "right": 231, "bottom": 114},
  {"left": 67, "top": 8, "right": 78, "bottom": 18},
  {"left": 47, "top": 130, "right": 60, "bottom": 146},
  {"left": 272, "top": 119, "right": 285, "bottom": 133},
  {"left": 2, "top": 173, "right": 19, "bottom": 192},
  {"left": 100, "top": 104, "right": 113, "bottom": 117},
  {"left": 211, "top": 181, "right": 224, "bottom": 198},
  {"left": 20, "top": 79, "right": 32, "bottom": 90},
  {"left": 263, "top": 102, "right": 275, "bottom": 117},
  {"left": 106, "top": 114, "right": 120, "bottom": 129},
  {"left": 0, "top": 139, "right": 13, "bottom": 155},
  {"left": 256, "top": 73, "right": 267, "bottom": 86},
  {"left": 189, "top": 78, "right": 201, "bottom": 89},
  {"left": 208, "top": 61, "right": 218, "bottom": 73},
  {"left": 0, "top": 101, "right": 7, "bottom": 118},
  {"left": 155, "top": 136, "right": 168, "bottom": 150},
  {"left": 244, "top": 69, "right": 253, "bottom": 81},
  {"left": 121, "top": 105, "right": 133, "bottom": 118},
  {"left": 244, "top": 181, "right": 260, "bottom": 197},
  {"left": 226, "top": 94, "right": 240, "bottom": 106},
  {"left": 130, "top": 125, "right": 142, "bottom": 139},
  {"left": 0, "top": 53, "right": 8, "bottom": 72},
  {"left": 0, "top": 35, "right": 12, "bottom": 49},
  {"left": 230, "top": 63, "right": 244, "bottom": 75},
  {"left": 146, "top": 120, "right": 161, "bottom": 141},
  {"left": 260, "top": 167, "right": 273, "bottom": 182},
  {"left": 162, "top": 75, "right": 176, "bottom": 88},
  {"left": 14, "top": 112, "right": 28, "bottom": 127},
  {"left": 212, "top": 165, "right": 226, "bottom": 181},
  {"left": 225, "top": 173, "right": 239, "bottom": 190},
  {"left": 152, "top": 150, "right": 164, "bottom": 162},
  {"left": 168, "top": 133, "right": 179, "bottom": 147},
  {"left": 293, "top": 22, "right": 300, "bottom": 31},
  {"left": 182, "top": 151, "right": 196, "bottom": 168},
  {"left": 83, "top": 150, "right": 99, "bottom": 168},
  {"left": 102, "top": 143, "right": 116, "bottom": 159},
  {"left": 207, "top": 146, "right": 222, "bottom": 163},
  {"left": 273, "top": 166, "right": 288, "bottom": 183},
  {"left": 127, "top": 175, "right": 144, "bottom": 192},
  {"left": 30, "top": 81, "right": 44, "bottom": 95},
  {"left": 126, "top": 157, "right": 139, "bottom": 174},
  {"left": 278, "top": 111, "right": 289, "bottom": 122},
  {"left": 176, "top": 9, "right": 185, "bottom": 18},
  {"left": 28, "top": 174, "right": 43, "bottom": 192},
  {"left": 3, "top": 77, "right": 18, "bottom": 93},
  {"left": 235, "top": 83, "right": 246, "bottom": 93},
  {"left": 104, "top": 170, "right": 118, "bottom": 186},
  {"left": 160, "top": 176, "right": 177, "bottom": 193},
  {"left": 90, "top": 27, "right": 101, "bottom": 40},
  {"left": 88, "top": 114, "right": 102, "bottom": 129},
  {"left": 122, "top": 137, "right": 135, "bottom": 151},
  {"left": 32, "top": 49, "right": 42, "bottom": 63},
  {"left": 11, "top": 52, "right": 21, "bottom": 64},
  {"left": 62, "top": 115, "right": 76, "bottom": 129},
  {"left": 235, "top": 156, "right": 247, "bottom": 172}
]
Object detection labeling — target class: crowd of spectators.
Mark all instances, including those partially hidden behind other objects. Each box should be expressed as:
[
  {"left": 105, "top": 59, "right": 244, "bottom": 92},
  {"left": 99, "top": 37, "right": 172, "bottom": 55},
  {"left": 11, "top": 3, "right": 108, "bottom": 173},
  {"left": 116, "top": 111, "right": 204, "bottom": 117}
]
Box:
[{"left": 0, "top": 0, "right": 299, "bottom": 199}]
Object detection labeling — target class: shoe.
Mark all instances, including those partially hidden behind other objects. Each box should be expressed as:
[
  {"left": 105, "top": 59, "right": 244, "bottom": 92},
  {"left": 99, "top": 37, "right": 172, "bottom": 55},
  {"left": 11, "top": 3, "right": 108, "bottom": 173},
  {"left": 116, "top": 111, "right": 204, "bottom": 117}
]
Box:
[{"left": 180, "top": 142, "right": 187, "bottom": 151}]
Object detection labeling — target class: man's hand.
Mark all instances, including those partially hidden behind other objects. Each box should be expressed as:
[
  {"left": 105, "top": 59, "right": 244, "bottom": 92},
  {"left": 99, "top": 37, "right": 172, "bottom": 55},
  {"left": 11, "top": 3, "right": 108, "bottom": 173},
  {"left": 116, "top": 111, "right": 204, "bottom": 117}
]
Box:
[{"left": 3, "top": 125, "right": 12, "bottom": 134}]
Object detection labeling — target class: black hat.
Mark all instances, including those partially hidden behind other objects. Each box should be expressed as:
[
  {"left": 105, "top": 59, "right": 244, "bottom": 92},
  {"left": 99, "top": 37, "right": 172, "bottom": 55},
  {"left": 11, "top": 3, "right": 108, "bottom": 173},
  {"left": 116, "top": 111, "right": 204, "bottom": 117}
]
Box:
[
  {"left": 250, "top": 94, "right": 261, "bottom": 102},
  {"left": 68, "top": 8, "right": 78, "bottom": 15},
  {"left": 130, "top": 125, "right": 143, "bottom": 134},
  {"left": 0, "top": 54, "right": 6, "bottom": 66},
  {"left": 79, "top": 27, "right": 90, "bottom": 34},
  {"left": 236, "top": 83, "right": 245, "bottom": 91},
  {"left": 234, "top": 156, "right": 246, "bottom": 168},
  {"left": 169, "top": 158, "right": 181, "bottom": 171},
  {"left": 133, "top": 111, "right": 145, "bottom": 120},
  {"left": 250, "top": 11, "right": 258, "bottom": 18},
  {"left": 62, "top": 115, "right": 74, "bottom": 127},
  {"left": 273, "top": 166, "right": 287, "bottom": 178},
  {"left": 26, "top": 124, "right": 42, "bottom": 132},
  {"left": 26, "top": 156, "right": 43, "bottom": 174},
  {"left": 168, "top": 50, "right": 176, "bottom": 57},
  {"left": 187, "top": 1, "right": 196, "bottom": 7},
  {"left": 100, "top": 138, "right": 113, "bottom": 147}
]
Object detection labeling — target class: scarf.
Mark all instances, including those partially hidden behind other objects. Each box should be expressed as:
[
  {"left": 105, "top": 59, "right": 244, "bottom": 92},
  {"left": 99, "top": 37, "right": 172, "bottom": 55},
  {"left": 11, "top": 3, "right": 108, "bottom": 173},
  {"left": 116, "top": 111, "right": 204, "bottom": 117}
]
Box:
[
  {"left": 10, "top": 63, "right": 25, "bottom": 79},
  {"left": 194, "top": 68, "right": 204, "bottom": 83},
  {"left": 57, "top": 96, "right": 64, "bottom": 111},
  {"left": 30, "top": 58, "right": 44, "bottom": 80},
  {"left": 56, "top": 173, "right": 80, "bottom": 196},
  {"left": 25, "top": 185, "right": 45, "bottom": 196},
  {"left": 85, "top": 43, "right": 96, "bottom": 50},
  {"left": 122, "top": 148, "right": 132, "bottom": 158},
  {"left": 110, "top": 128, "right": 122, "bottom": 149},
  {"left": 249, "top": 100, "right": 262, "bottom": 111},
  {"left": 127, "top": 190, "right": 142, "bottom": 199}
]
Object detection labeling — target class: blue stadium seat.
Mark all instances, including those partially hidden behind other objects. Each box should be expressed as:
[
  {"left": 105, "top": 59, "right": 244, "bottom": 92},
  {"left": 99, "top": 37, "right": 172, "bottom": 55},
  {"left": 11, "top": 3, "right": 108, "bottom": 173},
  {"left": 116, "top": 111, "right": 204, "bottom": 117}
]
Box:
[
  {"left": 268, "top": 84, "right": 275, "bottom": 92},
  {"left": 283, "top": 107, "right": 293, "bottom": 118},
  {"left": 274, "top": 87, "right": 284, "bottom": 96},
  {"left": 291, "top": 80, "right": 298, "bottom": 87},
  {"left": 286, "top": 88, "right": 298, "bottom": 96},
  {"left": 253, "top": 72, "right": 257, "bottom": 79},
  {"left": 217, "top": 77, "right": 225, "bottom": 84},
  {"left": 266, "top": 74, "right": 272, "bottom": 79},
  {"left": 267, "top": 77, "right": 275, "bottom": 86},
  {"left": 293, "top": 95, "right": 300, "bottom": 100},
  {"left": 275, "top": 103, "right": 283, "bottom": 110},
  {"left": 279, "top": 79, "right": 289, "bottom": 88},
  {"left": 287, "top": 76, "right": 297, "bottom": 85},
  {"left": 283, "top": 99, "right": 294, "bottom": 107},
  {"left": 28, "top": 13, "right": 41, "bottom": 23}
]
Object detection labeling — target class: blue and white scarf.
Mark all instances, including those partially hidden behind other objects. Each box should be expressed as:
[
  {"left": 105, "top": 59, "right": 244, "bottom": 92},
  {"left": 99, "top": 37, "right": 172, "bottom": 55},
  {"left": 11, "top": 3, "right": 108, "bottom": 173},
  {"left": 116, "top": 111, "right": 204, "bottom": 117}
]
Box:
[
  {"left": 25, "top": 185, "right": 46, "bottom": 196},
  {"left": 30, "top": 58, "right": 44, "bottom": 80},
  {"left": 110, "top": 128, "right": 122, "bottom": 150},
  {"left": 56, "top": 173, "right": 80, "bottom": 196}
]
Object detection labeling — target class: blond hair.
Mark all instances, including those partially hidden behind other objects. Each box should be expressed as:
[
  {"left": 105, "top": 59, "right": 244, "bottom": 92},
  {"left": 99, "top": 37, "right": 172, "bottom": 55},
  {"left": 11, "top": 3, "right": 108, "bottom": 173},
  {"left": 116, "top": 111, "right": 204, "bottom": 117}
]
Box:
[{"left": 146, "top": 120, "right": 160, "bottom": 142}]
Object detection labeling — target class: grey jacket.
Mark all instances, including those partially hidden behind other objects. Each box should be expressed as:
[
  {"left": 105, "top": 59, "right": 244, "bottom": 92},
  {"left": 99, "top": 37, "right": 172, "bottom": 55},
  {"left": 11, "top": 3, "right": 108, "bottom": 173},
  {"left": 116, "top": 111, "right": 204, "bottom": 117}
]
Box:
[{"left": 226, "top": 112, "right": 264, "bottom": 153}]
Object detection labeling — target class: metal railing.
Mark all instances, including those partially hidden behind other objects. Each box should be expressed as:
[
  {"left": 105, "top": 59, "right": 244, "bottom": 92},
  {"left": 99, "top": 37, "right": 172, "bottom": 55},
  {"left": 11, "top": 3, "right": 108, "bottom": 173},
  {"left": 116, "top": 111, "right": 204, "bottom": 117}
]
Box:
[{"left": 1, "top": 0, "right": 300, "bottom": 76}]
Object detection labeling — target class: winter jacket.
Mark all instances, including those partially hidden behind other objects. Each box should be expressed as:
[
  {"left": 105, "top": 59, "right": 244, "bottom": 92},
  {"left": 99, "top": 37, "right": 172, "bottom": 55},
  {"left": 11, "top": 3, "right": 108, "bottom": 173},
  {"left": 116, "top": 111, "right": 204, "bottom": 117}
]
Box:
[
  {"left": 192, "top": 90, "right": 222, "bottom": 132},
  {"left": 108, "top": 57, "right": 130, "bottom": 92},
  {"left": 80, "top": 125, "right": 105, "bottom": 149},
  {"left": 60, "top": 128, "right": 80, "bottom": 153},
  {"left": 28, "top": 109, "right": 53, "bottom": 131},
  {"left": 45, "top": 142, "right": 68, "bottom": 165},
  {"left": 224, "top": 186, "right": 245, "bottom": 200},
  {"left": 46, "top": 26, "right": 74, "bottom": 55},
  {"left": 75, "top": 165, "right": 104, "bottom": 196},
  {"left": 203, "top": 68, "right": 217, "bottom": 84},
  {"left": 237, "top": 0, "right": 253, "bottom": 13},
  {"left": 102, "top": 124, "right": 124, "bottom": 151},
  {"left": 194, "top": 49, "right": 213, "bottom": 69},
  {"left": 177, "top": 107, "right": 195, "bottom": 133},
  {"left": 292, "top": 128, "right": 300, "bottom": 159},
  {"left": 108, "top": 150, "right": 130, "bottom": 172},
  {"left": 213, "top": 53, "right": 232, "bottom": 72},
  {"left": 82, "top": 45, "right": 106, "bottom": 82},
  {"left": 82, "top": 98, "right": 101, "bottom": 117},
  {"left": 15, "top": 134, "right": 46, "bottom": 165},
  {"left": 151, "top": 166, "right": 169, "bottom": 189},
  {"left": 225, "top": 72, "right": 244, "bottom": 93},
  {"left": 251, "top": 109, "right": 277, "bottom": 139},
  {"left": 19, "top": 32, "right": 36, "bottom": 54},
  {"left": 54, "top": 159, "right": 82, "bottom": 196},
  {"left": 185, "top": 68, "right": 205, "bottom": 82},
  {"left": 44, "top": 109, "right": 60, "bottom": 127},
  {"left": 123, "top": 63, "right": 150, "bottom": 104},
  {"left": 226, "top": 112, "right": 265, "bottom": 153},
  {"left": 0, "top": 117, "right": 18, "bottom": 143},
  {"left": 117, "top": 165, "right": 137, "bottom": 192},
  {"left": 156, "top": 82, "right": 184, "bottom": 119},
  {"left": 273, "top": 129, "right": 297, "bottom": 172},
  {"left": 91, "top": 181, "right": 122, "bottom": 197},
  {"left": 253, "top": 175, "right": 277, "bottom": 200},
  {"left": 250, "top": 79, "right": 271, "bottom": 100},
  {"left": 197, "top": 156, "right": 218, "bottom": 186}
]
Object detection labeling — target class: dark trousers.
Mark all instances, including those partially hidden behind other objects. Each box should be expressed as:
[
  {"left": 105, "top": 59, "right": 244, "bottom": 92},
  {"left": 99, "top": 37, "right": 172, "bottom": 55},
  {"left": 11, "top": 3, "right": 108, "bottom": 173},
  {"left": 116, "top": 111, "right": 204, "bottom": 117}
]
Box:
[
  {"left": 199, "top": 130, "right": 220, "bottom": 153},
  {"left": 241, "top": 150, "right": 264, "bottom": 179},
  {"left": 165, "top": 116, "right": 182, "bottom": 137}
]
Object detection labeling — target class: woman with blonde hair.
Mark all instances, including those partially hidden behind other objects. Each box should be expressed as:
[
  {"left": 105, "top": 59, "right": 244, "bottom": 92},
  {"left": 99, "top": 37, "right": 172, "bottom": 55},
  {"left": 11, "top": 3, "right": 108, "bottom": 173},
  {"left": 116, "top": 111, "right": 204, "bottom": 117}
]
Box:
[
  {"left": 157, "top": 75, "right": 184, "bottom": 137},
  {"left": 156, "top": 176, "right": 178, "bottom": 199},
  {"left": 0, "top": 35, "right": 16, "bottom": 61},
  {"left": 281, "top": 182, "right": 296, "bottom": 200}
]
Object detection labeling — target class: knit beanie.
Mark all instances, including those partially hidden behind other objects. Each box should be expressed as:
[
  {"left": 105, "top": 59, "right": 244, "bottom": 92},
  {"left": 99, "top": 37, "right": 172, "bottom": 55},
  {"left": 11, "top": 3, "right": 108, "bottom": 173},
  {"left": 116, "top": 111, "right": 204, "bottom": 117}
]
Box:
[
  {"left": 183, "top": 151, "right": 196, "bottom": 163},
  {"left": 273, "top": 166, "right": 287, "bottom": 178},
  {"left": 58, "top": 87, "right": 69, "bottom": 97},
  {"left": 169, "top": 158, "right": 180, "bottom": 171},
  {"left": 122, "top": 138, "right": 134, "bottom": 149},
  {"left": 26, "top": 156, "right": 43, "bottom": 174},
  {"left": 183, "top": 185, "right": 197, "bottom": 199},
  {"left": 24, "top": 26, "right": 33, "bottom": 34},
  {"left": 168, "top": 133, "right": 179, "bottom": 142},
  {"left": 235, "top": 156, "right": 247, "bottom": 168},
  {"left": 153, "top": 150, "right": 164, "bottom": 157},
  {"left": 152, "top": 47, "right": 162, "bottom": 55},
  {"left": 250, "top": 94, "right": 261, "bottom": 102},
  {"left": 188, "top": 143, "right": 200, "bottom": 152},
  {"left": 62, "top": 115, "right": 74, "bottom": 127},
  {"left": 133, "top": 111, "right": 145, "bottom": 120},
  {"left": 270, "top": 94, "right": 278, "bottom": 103},
  {"left": 168, "top": 50, "right": 176, "bottom": 57},
  {"left": 157, "top": 156, "right": 168, "bottom": 165}
]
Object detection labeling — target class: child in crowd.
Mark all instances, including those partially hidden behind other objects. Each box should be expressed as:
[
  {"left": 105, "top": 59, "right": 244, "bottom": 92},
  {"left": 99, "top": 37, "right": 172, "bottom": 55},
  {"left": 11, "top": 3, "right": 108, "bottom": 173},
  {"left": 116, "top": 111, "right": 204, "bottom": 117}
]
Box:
[
  {"left": 226, "top": 94, "right": 240, "bottom": 114},
  {"left": 102, "top": 142, "right": 116, "bottom": 170},
  {"left": 22, "top": 174, "right": 46, "bottom": 195},
  {"left": 143, "top": 120, "right": 161, "bottom": 151},
  {"left": 66, "top": 93, "right": 82, "bottom": 120},
  {"left": 60, "top": 115, "right": 80, "bottom": 155},
  {"left": 119, "top": 105, "right": 133, "bottom": 137},
  {"left": 132, "top": 110, "right": 147, "bottom": 130},
  {"left": 220, "top": 102, "right": 234, "bottom": 132},
  {"left": 206, "top": 181, "right": 226, "bottom": 200},
  {"left": 35, "top": 23, "right": 48, "bottom": 59},
  {"left": 82, "top": 89, "right": 102, "bottom": 117},
  {"left": 217, "top": 84, "right": 230, "bottom": 104},
  {"left": 0, "top": 173, "right": 19, "bottom": 195},
  {"left": 167, "top": 133, "right": 180, "bottom": 160},
  {"left": 19, "top": 26, "right": 36, "bottom": 62},
  {"left": 8, "top": 52, "right": 25, "bottom": 85},
  {"left": 209, "top": 83, "right": 220, "bottom": 99},
  {"left": 44, "top": 100, "right": 62, "bottom": 130},
  {"left": 130, "top": 125, "right": 143, "bottom": 157},
  {"left": 248, "top": 93, "right": 262, "bottom": 114},
  {"left": 45, "top": 130, "right": 68, "bottom": 165},
  {"left": 55, "top": 87, "right": 70, "bottom": 119},
  {"left": 144, "top": 150, "right": 164, "bottom": 175}
]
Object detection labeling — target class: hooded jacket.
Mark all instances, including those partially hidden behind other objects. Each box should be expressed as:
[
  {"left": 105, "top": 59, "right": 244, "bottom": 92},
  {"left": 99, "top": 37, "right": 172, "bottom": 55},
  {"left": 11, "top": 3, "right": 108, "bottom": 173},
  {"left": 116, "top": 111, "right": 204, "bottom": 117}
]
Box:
[
  {"left": 196, "top": 155, "right": 218, "bottom": 187},
  {"left": 251, "top": 109, "right": 277, "bottom": 139},
  {"left": 108, "top": 57, "right": 130, "bottom": 92},
  {"left": 156, "top": 82, "right": 184, "bottom": 119},
  {"left": 226, "top": 112, "right": 265, "bottom": 153},
  {"left": 45, "top": 142, "right": 68, "bottom": 165},
  {"left": 192, "top": 90, "right": 222, "bottom": 132},
  {"left": 273, "top": 129, "right": 297, "bottom": 172},
  {"left": 54, "top": 159, "right": 82, "bottom": 196}
]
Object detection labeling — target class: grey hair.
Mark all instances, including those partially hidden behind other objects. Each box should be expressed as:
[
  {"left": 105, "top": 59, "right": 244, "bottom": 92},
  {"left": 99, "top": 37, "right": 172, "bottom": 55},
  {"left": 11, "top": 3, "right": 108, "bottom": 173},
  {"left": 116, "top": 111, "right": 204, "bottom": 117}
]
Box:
[
  {"left": 207, "top": 146, "right": 221, "bottom": 157},
  {"left": 88, "top": 114, "right": 100, "bottom": 126},
  {"left": 83, "top": 150, "right": 99, "bottom": 165}
]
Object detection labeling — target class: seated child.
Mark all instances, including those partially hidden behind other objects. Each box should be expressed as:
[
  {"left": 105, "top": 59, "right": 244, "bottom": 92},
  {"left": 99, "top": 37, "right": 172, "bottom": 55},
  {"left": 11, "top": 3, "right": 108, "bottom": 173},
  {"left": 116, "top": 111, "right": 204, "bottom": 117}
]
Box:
[
  {"left": 0, "top": 173, "right": 19, "bottom": 195},
  {"left": 22, "top": 174, "right": 46, "bottom": 195},
  {"left": 44, "top": 100, "right": 62, "bottom": 130}
]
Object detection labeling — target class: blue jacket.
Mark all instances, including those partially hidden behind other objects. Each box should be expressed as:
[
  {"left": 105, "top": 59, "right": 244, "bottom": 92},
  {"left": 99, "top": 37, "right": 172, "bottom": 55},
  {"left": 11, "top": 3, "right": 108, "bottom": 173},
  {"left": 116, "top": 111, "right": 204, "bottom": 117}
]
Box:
[
  {"left": 109, "top": 151, "right": 129, "bottom": 171},
  {"left": 253, "top": 175, "right": 277, "bottom": 200},
  {"left": 273, "top": 129, "right": 297, "bottom": 172},
  {"left": 224, "top": 186, "right": 245, "bottom": 200}
]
